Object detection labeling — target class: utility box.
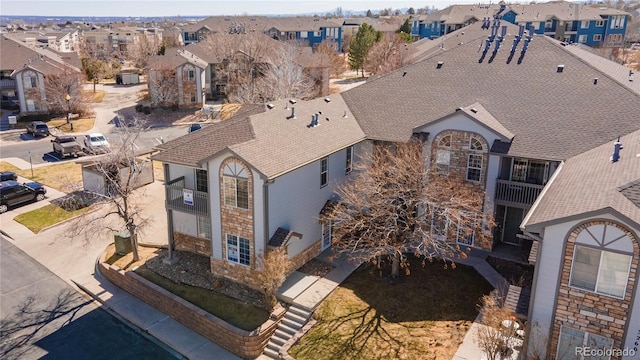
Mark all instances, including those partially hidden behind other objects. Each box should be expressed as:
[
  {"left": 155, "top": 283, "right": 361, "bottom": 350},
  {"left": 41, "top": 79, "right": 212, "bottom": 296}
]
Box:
[{"left": 114, "top": 230, "right": 132, "bottom": 255}]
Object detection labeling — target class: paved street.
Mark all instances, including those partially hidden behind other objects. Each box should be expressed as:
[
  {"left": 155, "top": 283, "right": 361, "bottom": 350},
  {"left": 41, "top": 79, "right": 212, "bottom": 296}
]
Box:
[{"left": 0, "top": 237, "right": 179, "bottom": 360}]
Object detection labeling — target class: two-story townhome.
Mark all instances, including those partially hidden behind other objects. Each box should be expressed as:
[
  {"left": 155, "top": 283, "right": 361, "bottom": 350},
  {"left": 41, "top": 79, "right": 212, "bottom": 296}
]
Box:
[
  {"left": 152, "top": 98, "right": 365, "bottom": 289},
  {"left": 1, "top": 35, "right": 82, "bottom": 117},
  {"left": 411, "top": 1, "right": 630, "bottom": 47},
  {"left": 521, "top": 130, "right": 640, "bottom": 359},
  {"left": 146, "top": 48, "right": 207, "bottom": 107},
  {"left": 152, "top": 20, "right": 640, "bottom": 353}
]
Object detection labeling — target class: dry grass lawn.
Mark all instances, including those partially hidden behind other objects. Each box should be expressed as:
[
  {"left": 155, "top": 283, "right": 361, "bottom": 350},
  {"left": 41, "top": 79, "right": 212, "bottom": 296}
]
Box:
[
  {"left": 47, "top": 117, "right": 95, "bottom": 133},
  {"left": 14, "top": 204, "right": 90, "bottom": 233},
  {"left": 89, "top": 90, "right": 106, "bottom": 103},
  {"left": 104, "top": 243, "right": 161, "bottom": 270},
  {"left": 220, "top": 103, "right": 242, "bottom": 120},
  {"left": 0, "top": 161, "right": 82, "bottom": 191},
  {"left": 289, "top": 255, "right": 493, "bottom": 360}
]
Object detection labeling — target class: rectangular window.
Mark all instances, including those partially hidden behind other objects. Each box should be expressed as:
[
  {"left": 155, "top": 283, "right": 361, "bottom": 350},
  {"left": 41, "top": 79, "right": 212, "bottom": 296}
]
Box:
[
  {"left": 466, "top": 154, "right": 482, "bottom": 182},
  {"left": 223, "top": 176, "right": 249, "bottom": 209},
  {"left": 596, "top": 20, "right": 604, "bottom": 27},
  {"left": 570, "top": 245, "right": 632, "bottom": 298},
  {"left": 314, "top": 31, "right": 321, "bottom": 37},
  {"left": 545, "top": 20, "right": 553, "bottom": 31},
  {"left": 190, "top": 93, "right": 196, "bottom": 103},
  {"left": 594, "top": 34, "right": 602, "bottom": 41},
  {"left": 300, "top": 31, "right": 308, "bottom": 38},
  {"left": 436, "top": 150, "right": 450, "bottom": 175},
  {"left": 197, "top": 216, "right": 211, "bottom": 240},
  {"left": 580, "top": 20, "right": 589, "bottom": 29},
  {"left": 345, "top": 146, "right": 353, "bottom": 174},
  {"left": 578, "top": 34, "right": 587, "bottom": 43},
  {"left": 195, "top": 169, "right": 208, "bottom": 192},
  {"left": 320, "top": 157, "right": 328, "bottom": 187},
  {"left": 557, "top": 326, "right": 613, "bottom": 360},
  {"left": 457, "top": 212, "right": 476, "bottom": 246},
  {"left": 226, "top": 234, "right": 251, "bottom": 266}
]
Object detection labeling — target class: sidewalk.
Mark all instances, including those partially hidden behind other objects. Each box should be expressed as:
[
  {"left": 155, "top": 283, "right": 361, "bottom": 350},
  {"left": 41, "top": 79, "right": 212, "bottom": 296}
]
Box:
[{"left": 0, "top": 157, "right": 239, "bottom": 360}]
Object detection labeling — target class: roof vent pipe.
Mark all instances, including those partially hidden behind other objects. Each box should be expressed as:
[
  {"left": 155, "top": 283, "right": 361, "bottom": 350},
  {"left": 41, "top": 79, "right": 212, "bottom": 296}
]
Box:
[
  {"left": 593, "top": 78, "right": 598, "bottom": 85},
  {"left": 343, "top": 111, "right": 348, "bottom": 118},
  {"left": 557, "top": 64, "right": 565, "bottom": 73},
  {"left": 611, "top": 136, "right": 622, "bottom": 162},
  {"left": 287, "top": 107, "right": 296, "bottom": 119}
]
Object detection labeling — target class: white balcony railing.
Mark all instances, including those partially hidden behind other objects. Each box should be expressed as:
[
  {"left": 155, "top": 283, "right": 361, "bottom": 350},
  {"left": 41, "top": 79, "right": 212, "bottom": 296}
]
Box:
[{"left": 495, "top": 179, "right": 544, "bottom": 208}]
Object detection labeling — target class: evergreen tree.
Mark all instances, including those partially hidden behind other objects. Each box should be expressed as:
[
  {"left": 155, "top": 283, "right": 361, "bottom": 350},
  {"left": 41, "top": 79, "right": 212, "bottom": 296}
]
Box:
[
  {"left": 399, "top": 19, "right": 412, "bottom": 34},
  {"left": 366, "top": 9, "right": 373, "bottom": 17},
  {"left": 348, "top": 23, "right": 382, "bottom": 76}
]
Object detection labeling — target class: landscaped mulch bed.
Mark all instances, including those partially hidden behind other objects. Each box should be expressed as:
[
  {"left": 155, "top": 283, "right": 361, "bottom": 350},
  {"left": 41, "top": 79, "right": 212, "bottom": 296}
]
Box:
[
  {"left": 296, "top": 258, "right": 335, "bottom": 277},
  {"left": 144, "top": 249, "right": 268, "bottom": 310}
]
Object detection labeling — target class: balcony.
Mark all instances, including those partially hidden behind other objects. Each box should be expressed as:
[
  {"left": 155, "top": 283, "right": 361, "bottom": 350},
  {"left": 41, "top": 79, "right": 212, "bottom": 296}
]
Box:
[
  {"left": 165, "top": 176, "right": 209, "bottom": 216},
  {"left": 495, "top": 179, "right": 544, "bottom": 208},
  {"left": 0, "top": 78, "right": 16, "bottom": 88}
]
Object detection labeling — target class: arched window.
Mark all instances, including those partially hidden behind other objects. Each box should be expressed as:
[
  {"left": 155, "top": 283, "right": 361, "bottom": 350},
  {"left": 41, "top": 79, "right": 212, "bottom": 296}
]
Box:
[
  {"left": 222, "top": 160, "right": 249, "bottom": 209},
  {"left": 569, "top": 223, "right": 633, "bottom": 299},
  {"left": 436, "top": 135, "right": 451, "bottom": 175},
  {"left": 469, "top": 137, "right": 484, "bottom": 151}
]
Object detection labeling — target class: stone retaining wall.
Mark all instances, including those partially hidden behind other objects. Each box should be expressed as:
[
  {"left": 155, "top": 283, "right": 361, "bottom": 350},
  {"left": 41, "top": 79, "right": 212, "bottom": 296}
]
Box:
[{"left": 98, "top": 253, "right": 285, "bottom": 359}]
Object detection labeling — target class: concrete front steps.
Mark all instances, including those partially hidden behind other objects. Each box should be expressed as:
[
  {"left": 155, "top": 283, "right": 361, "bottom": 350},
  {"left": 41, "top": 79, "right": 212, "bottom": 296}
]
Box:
[{"left": 259, "top": 304, "right": 312, "bottom": 359}]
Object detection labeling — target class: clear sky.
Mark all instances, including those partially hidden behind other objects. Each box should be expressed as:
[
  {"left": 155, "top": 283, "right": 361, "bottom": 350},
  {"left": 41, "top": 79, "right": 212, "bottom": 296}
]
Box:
[{"left": 0, "top": 0, "right": 475, "bottom": 17}]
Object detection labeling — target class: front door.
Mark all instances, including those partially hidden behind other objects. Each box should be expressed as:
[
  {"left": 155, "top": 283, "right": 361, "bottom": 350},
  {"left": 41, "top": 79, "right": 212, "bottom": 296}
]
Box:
[
  {"left": 502, "top": 207, "right": 525, "bottom": 246},
  {"left": 321, "top": 221, "right": 332, "bottom": 251}
]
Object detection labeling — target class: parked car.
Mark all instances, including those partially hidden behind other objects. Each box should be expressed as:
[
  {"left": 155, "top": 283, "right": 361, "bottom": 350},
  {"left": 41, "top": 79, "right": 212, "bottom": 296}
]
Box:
[
  {"left": 0, "top": 172, "right": 18, "bottom": 182},
  {"left": 0, "top": 180, "right": 46, "bottom": 213},
  {"left": 26, "top": 121, "right": 50, "bottom": 137},
  {"left": 84, "top": 133, "right": 111, "bottom": 154},
  {"left": 51, "top": 136, "right": 84, "bottom": 158},
  {"left": 188, "top": 124, "right": 202, "bottom": 133}
]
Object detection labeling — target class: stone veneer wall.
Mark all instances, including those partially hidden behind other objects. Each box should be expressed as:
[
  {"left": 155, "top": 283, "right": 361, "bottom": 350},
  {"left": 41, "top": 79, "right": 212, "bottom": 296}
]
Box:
[
  {"left": 429, "top": 131, "right": 492, "bottom": 251},
  {"left": 549, "top": 220, "right": 639, "bottom": 358},
  {"left": 288, "top": 240, "right": 323, "bottom": 274},
  {"left": 215, "top": 157, "right": 260, "bottom": 289},
  {"left": 174, "top": 232, "right": 212, "bottom": 257},
  {"left": 98, "top": 252, "right": 286, "bottom": 359}
]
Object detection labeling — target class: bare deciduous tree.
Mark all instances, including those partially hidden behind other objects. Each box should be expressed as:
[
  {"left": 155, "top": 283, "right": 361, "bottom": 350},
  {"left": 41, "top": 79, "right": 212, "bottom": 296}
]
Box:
[
  {"left": 475, "top": 294, "right": 519, "bottom": 360},
  {"left": 324, "top": 139, "right": 493, "bottom": 278},
  {"left": 316, "top": 41, "right": 346, "bottom": 78},
  {"left": 67, "top": 118, "right": 151, "bottom": 262},
  {"left": 363, "top": 33, "right": 411, "bottom": 75},
  {"left": 147, "top": 66, "right": 179, "bottom": 107},
  {"left": 44, "top": 66, "right": 91, "bottom": 117},
  {"left": 256, "top": 247, "right": 291, "bottom": 309},
  {"left": 128, "top": 33, "right": 161, "bottom": 69},
  {"left": 199, "top": 33, "right": 315, "bottom": 103}
]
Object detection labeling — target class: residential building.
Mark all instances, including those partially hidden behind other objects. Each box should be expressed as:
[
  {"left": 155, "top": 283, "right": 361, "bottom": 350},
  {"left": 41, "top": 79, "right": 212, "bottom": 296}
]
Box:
[
  {"left": 146, "top": 48, "right": 207, "bottom": 107},
  {"left": 0, "top": 35, "right": 82, "bottom": 117},
  {"left": 180, "top": 16, "right": 342, "bottom": 51},
  {"left": 521, "top": 130, "right": 640, "bottom": 360},
  {"left": 152, "top": 20, "right": 640, "bottom": 357},
  {"left": 411, "top": 1, "right": 630, "bottom": 47}
]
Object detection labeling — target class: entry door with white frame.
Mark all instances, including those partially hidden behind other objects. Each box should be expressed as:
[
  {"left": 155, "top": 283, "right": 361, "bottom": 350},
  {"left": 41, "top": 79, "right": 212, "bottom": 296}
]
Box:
[{"left": 322, "top": 221, "right": 332, "bottom": 251}]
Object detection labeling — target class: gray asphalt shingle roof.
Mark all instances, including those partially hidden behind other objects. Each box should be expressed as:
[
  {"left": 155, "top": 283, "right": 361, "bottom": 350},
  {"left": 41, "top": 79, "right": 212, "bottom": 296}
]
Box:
[
  {"left": 341, "top": 25, "right": 640, "bottom": 162},
  {"left": 523, "top": 128, "right": 640, "bottom": 231}
]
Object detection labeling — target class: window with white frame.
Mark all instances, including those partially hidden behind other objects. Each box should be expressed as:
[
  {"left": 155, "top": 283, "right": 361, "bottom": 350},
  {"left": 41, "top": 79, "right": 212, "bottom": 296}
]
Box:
[
  {"left": 320, "top": 157, "right": 328, "bottom": 187},
  {"left": 223, "top": 160, "right": 249, "bottom": 209},
  {"left": 466, "top": 154, "right": 483, "bottom": 182},
  {"left": 578, "top": 34, "right": 587, "bottom": 43},
  {"left": 580, "top": 20, "right": 589, "bottom": 29},
  {"left": 345, "top": 146, "right": 353, "bottom": 174},
  {"left": 595, "top": 19, "right": 604, "bottom": 27},
  {"left": 456, "top": 211, "right": 476, "bottom": 246},
  {"left": 545, "top": 20, "right": 553, "bottom": 30},
  {"left": 469, "top": 137, "right": 483, "bottom": 151},
  {"left": 197, "top": 216, "right": 211, "bottom": 239},
  {"left": 594, "top": 34, "right": 602, "bottom": 41},
  {"left": 436, "top": 135, "right": 451, "bottom": 175},
  {"left": 314, "top": 31, "right": 321, "bottom": 37},
  {"left": 226, "top": 234, "right": 250, "bottom": 266},
  {"left": 610, "top": 15, "right": 624, "bottom": 29},
  {"left": 22, "top": 71, "right": 37, "bottom": 89},
  {"left": 300, "top": 31, "right": 308, "bottom": 38},
  {"left": 556, "top": 326, "right": 613, "bottom": 360},
  {"left": 184, "top": 66, "right": 195, "bottom": 81},
  {"left": 570, "top": 245, "right": 632, "bottom": 298}
]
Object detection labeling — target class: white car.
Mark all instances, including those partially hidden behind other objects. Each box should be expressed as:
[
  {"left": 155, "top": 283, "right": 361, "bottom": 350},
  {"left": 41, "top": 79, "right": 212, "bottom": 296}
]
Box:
[{"left": 84, "top": 133, "right": 110, "bottom": 154}]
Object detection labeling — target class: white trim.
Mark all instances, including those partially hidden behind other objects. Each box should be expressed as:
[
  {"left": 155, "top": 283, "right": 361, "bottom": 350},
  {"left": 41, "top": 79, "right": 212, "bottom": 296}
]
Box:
[
  {"left": 569, "top": 243, "right": 632, "bottom": 300},
  {"left": 320, "top": 157, "right": 328, "bottom": 188}
]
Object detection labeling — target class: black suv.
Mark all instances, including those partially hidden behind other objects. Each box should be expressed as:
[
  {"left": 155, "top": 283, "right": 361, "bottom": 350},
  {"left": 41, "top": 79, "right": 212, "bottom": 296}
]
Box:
[
  {"left": 26, "top": 121, "right": 50, "bottom": 137},
  {"left": 0, "top": 180, "right": 47, "bottom": 213}
]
